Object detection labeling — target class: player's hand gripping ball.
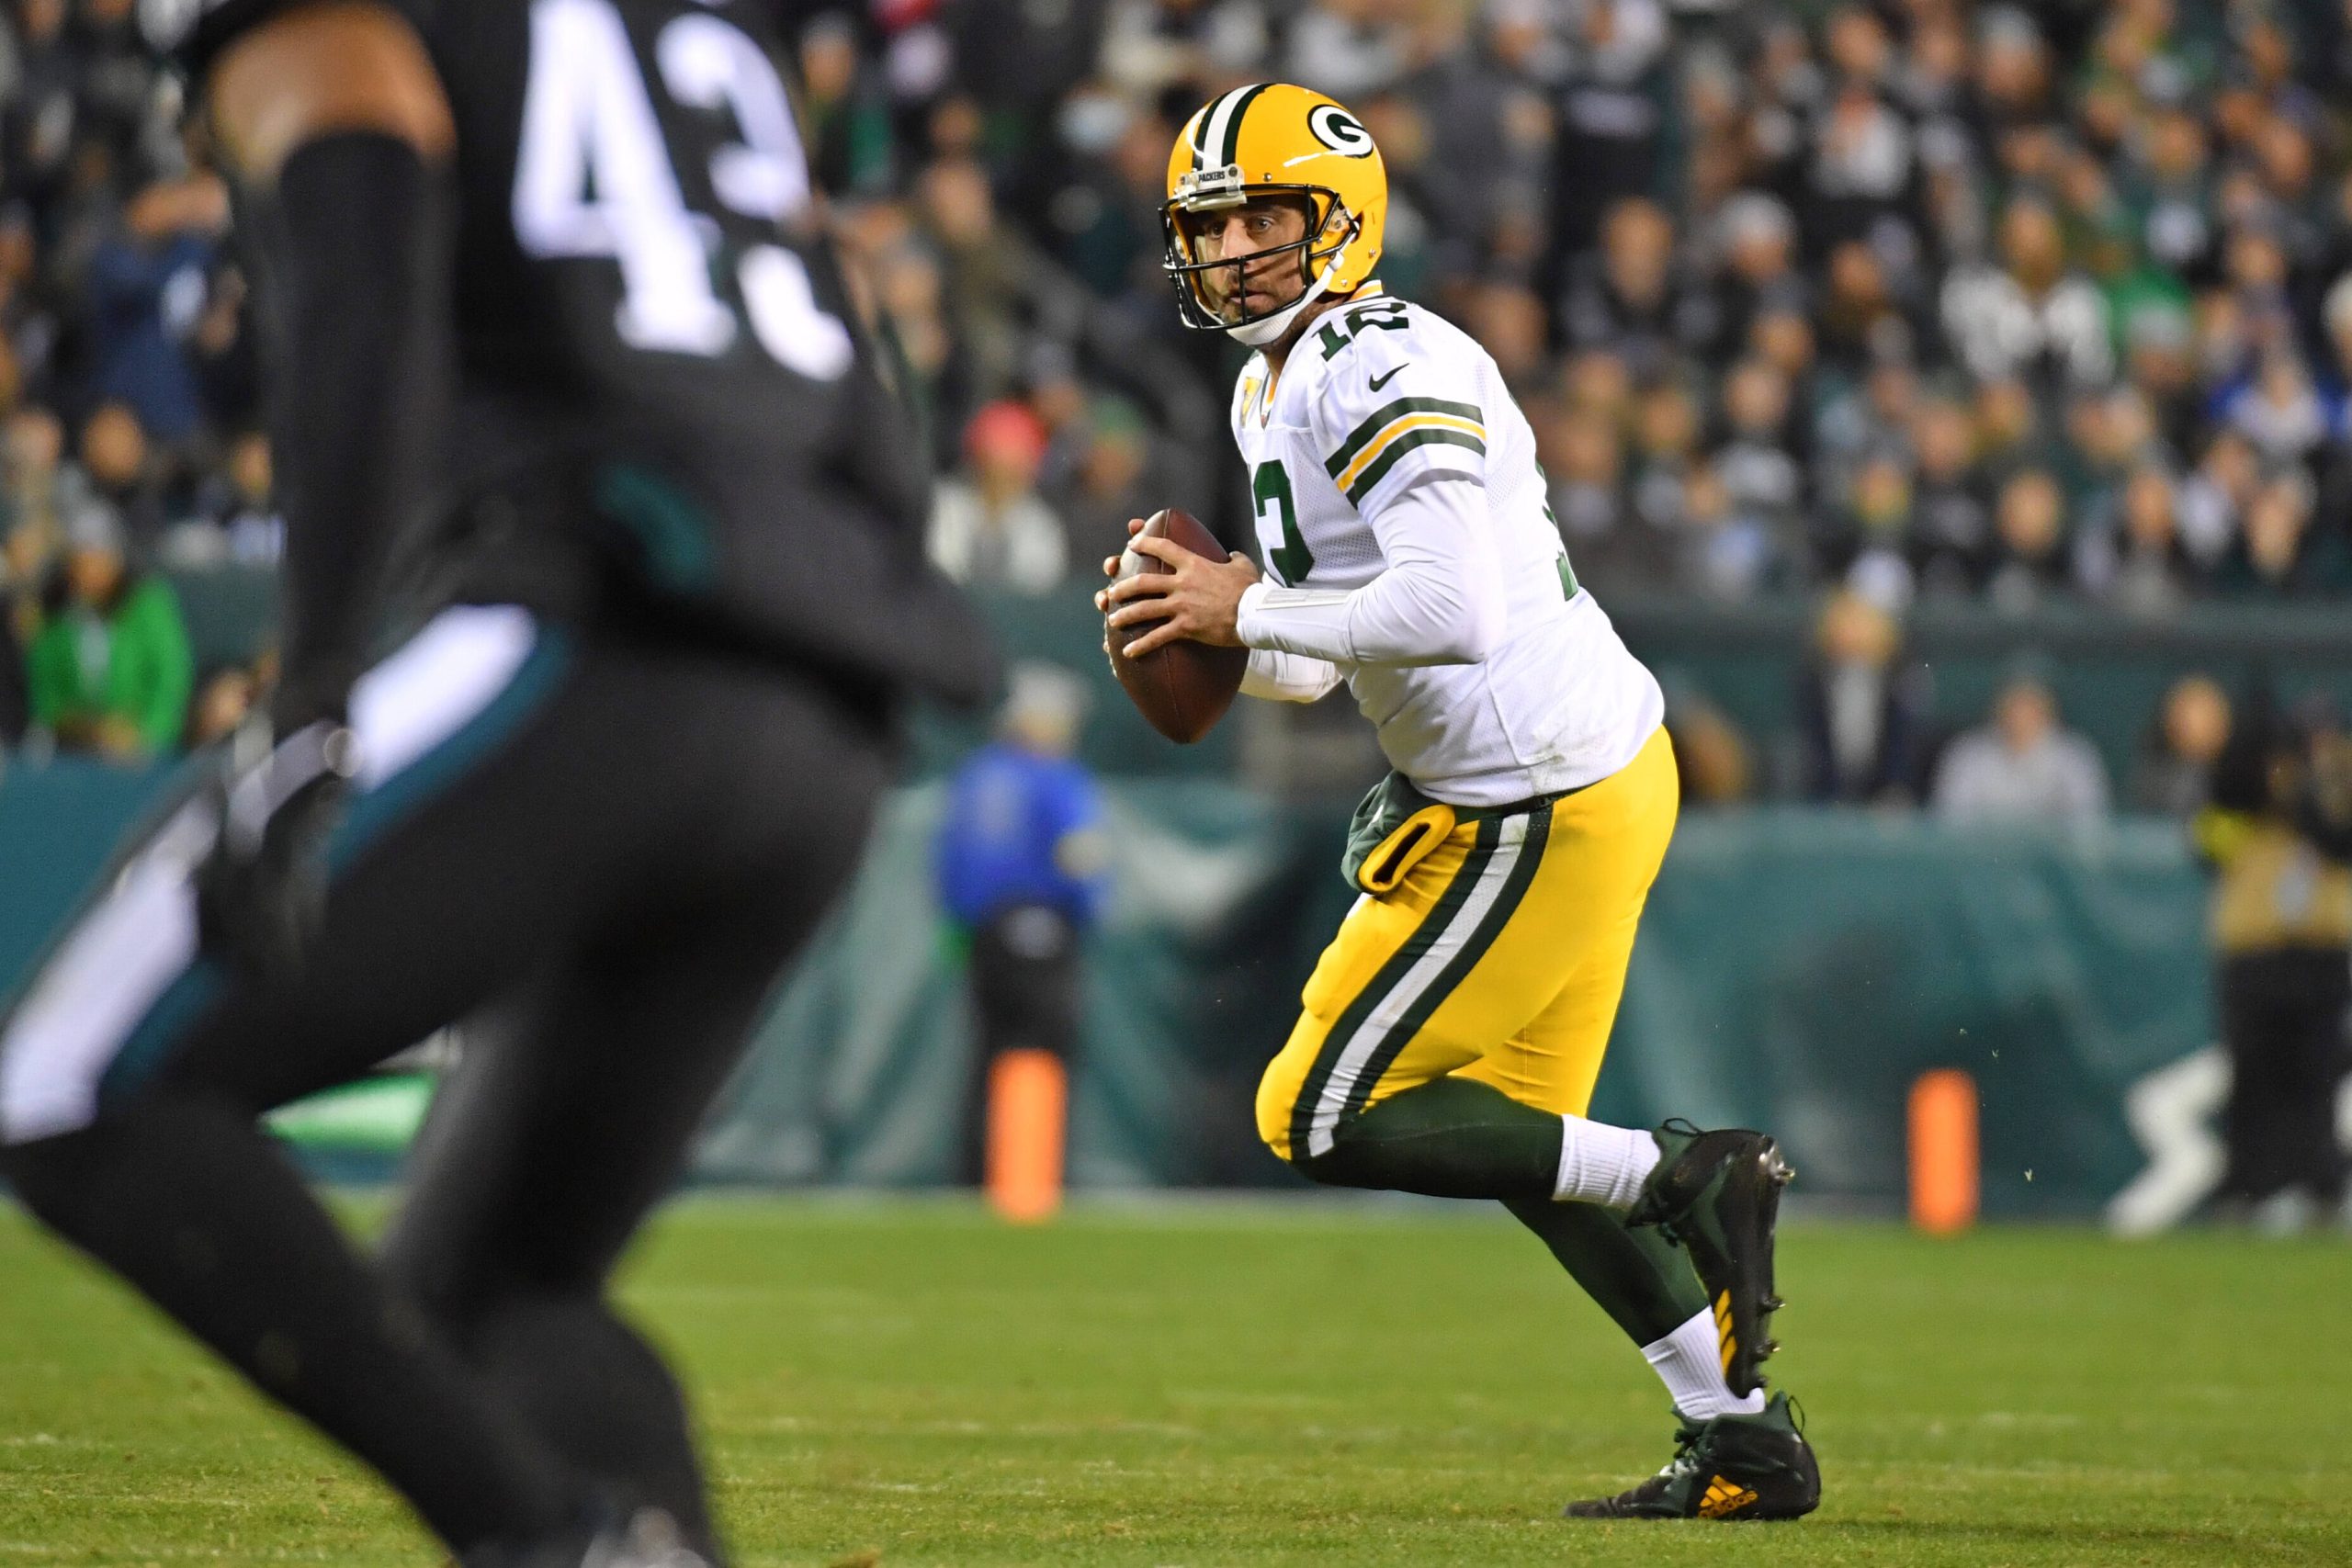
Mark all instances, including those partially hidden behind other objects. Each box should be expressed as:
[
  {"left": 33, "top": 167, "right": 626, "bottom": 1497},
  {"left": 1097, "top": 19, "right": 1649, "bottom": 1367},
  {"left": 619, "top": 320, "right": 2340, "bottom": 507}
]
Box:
[{"left": 1097, "top": 508, "right": 1252, "bottom": 744}]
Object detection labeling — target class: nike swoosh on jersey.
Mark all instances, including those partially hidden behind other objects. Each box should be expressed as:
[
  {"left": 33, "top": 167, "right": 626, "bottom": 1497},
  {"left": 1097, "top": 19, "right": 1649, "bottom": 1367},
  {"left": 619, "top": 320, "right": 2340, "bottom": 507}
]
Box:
[{"left": 1367, "top": 365, "right": 1405, "bottom": 391}]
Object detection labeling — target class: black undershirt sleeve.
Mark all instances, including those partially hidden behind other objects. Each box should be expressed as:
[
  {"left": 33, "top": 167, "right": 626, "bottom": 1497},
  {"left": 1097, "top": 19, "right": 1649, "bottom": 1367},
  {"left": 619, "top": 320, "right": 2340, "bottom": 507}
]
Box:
[{"left": 234, "top": 130, "right": 456, "bottom": 722}]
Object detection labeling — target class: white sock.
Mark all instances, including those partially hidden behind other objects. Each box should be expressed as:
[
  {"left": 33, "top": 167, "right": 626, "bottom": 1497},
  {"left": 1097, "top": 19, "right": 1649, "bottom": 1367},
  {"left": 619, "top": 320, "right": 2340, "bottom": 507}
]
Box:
[
  {"left": 1642, "top": 1306, "right": 1768, "bottom": 1420},
  {"left": 1552, "top": 1114, "right": 1659, "bottom": 1208}
]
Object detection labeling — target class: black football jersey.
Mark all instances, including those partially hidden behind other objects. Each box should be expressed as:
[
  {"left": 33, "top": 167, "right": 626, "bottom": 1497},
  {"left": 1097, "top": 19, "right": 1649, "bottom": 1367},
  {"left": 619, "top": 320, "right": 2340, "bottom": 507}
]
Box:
[{"left": 152, "top": 0, "right": 993, "bottom": 706}]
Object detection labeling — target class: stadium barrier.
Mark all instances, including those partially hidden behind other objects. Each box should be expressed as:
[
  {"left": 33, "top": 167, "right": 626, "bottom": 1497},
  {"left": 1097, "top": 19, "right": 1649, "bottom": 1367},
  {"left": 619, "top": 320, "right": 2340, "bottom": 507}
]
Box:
[
  {"left": 160, "top": 570, "right": 2352, "bottom": 792},
  {"left": 2, "top": 761, "right": 2221, "bottom": 1217}
]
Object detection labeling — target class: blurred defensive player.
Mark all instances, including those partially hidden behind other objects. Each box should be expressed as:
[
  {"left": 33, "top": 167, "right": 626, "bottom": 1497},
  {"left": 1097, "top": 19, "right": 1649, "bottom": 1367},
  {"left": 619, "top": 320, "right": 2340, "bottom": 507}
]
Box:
[
  {"left": 0, "top": 1, "right": 989, "bottom": 1562},
  {"left": 1098, "top": 84, "right": 1820, "bottom": 1520}
]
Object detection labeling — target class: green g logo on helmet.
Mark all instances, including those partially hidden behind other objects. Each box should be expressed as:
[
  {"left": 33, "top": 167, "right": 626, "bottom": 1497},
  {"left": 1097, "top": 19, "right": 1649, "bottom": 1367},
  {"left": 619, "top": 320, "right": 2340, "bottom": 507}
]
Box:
[{"left": 1306, "top": 105, "right": 1374, "bottom": 157}]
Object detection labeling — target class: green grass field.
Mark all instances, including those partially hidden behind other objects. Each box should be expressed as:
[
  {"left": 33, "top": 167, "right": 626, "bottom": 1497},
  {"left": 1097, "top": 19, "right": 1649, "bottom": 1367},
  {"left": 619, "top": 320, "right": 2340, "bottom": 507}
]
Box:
[{"left": 2, "top": 1197, "right": 2346, "bottom": 1567}]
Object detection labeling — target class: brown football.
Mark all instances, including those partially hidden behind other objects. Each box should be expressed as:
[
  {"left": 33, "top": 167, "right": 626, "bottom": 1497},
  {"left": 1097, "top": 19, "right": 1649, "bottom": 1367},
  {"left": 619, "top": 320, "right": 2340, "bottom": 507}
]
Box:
[{"left": 1107, "top": 507, "right": 1250, "bottom": 744}]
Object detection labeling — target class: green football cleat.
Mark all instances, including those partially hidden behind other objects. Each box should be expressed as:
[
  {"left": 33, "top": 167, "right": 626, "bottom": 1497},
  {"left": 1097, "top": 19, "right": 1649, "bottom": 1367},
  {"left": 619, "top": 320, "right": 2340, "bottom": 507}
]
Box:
[
  {"left": 1627, "top": 1119, "right": 1792, "bottom": 1396},
  {"left": 1564, "top": 1393, "right": 1821, "bottom": 1521}
]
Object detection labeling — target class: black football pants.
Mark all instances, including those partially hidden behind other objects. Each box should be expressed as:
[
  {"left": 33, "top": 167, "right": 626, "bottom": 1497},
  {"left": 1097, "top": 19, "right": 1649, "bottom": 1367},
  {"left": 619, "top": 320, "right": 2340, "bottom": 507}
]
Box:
[
  {"left": 2219, "top": 947, "right": 2352, "bottom": 1208},
  {"left": 956, "top": 903, "right": 1081, "bottom": 1185},
  {"left": 0, "top": 604, "right": 889, "bottom": 1559}
]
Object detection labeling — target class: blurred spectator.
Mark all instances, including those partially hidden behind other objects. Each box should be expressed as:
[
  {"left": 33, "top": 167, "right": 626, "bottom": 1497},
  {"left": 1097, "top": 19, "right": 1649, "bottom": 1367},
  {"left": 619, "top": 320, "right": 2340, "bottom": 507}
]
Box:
[
  {"left": 23, "top": 501, "right": 191, "bottom": 762},
  {"left": 2221, "top": 351, "right": 2331, "bottom": 467},
  {"left": 1047, "top": 394, "right": 1156, "bottom": 570},
  {"left": 2121, "top": 300, "right": 2201, "bottom": 454},
  {"left": 1941, "top": 196, "right": 2115, "bottom": 391},
  {"left": 1792, "top": 589, "right": 1929, "bottom": 806},
  {"left": 3, "top": 404, "right": 66, "bottom": 591},
  {"left": 1747, "top": 307, "right": 1818, "bottom": 412},
  {"left": 188, "top": 260, "right": 261, "bottom": 434},
  {"left": 1712, "top": 356, "right": 1804, "bottom": 529},
  {"left": 1544, "top": 406, "right": 1625, "bottom": 548},
  {"left": 2076, "top": 460, "right": 2190, "bottom": 616},
  {"left": 1625, "top": 376, "right": 1701, "bottom": 535},
  {"left": 2175, "top": 429, "right": 2257, "bottom": 570},
  {"left": 185, "top": 660, "right": 254, "bottom": 750},
  {"left": 1042, "top": 102, "right": 1173, "bottom": 309},
  {"left": 85, "top": 175, "right": 230, "bottom": 446},
  {"left": 917, "top": 157, "right": 1031, "bottom": 402},
  {"left": 1813, "top": 354, "right": 1917, "bottom": 493},
  {"left": 1932, "top": 666, "right": 2109, "bottom": 824},
  {"left": 1969, "top": 376, "right": 2049, "bottom": 483},
  {"left": 2194, "top": 695, "right": 2352, "bottom": 1230},
  {"left": 213, "top": 431, "right": 281, "bottom": 564},
  {"left": 1702, "top": 192, "right": 1807, "bottom": 362},
  {"left": 1393, "top": 8, "right": 1538, "bottom": 286},
  {"left": 1558, "top": 197, "right": 1699, "bottom": 383},
  {"left": 1907, "top": 394, "right": 1991, "bottom": 593},
  {"left": 1464, "top": 281, "right": 1551, "bottom": 395},
  {"left": 1984, "top": 467, "right": 2070, "bottom": 614},
  {"left": 163, "top": 429, "right": 279, "bottom": 569},
  {"left": 1101, "top": 0, "right": 1265, "bottom": 99},
  {"left": 928, "top": 400, "right": 1067, "bottom": 592},
  {"left": 798, "top": 14, "right": 892, "bottom": 197},
  {"left": 5, "top": 0, "right": 80, "bottom": 216},
  {"left": 1676, "top": 459, "right": 1771, "bottom": 601},
  {"left": 2130, "top": 673, "right": 2231, "bottom": 818},
  {"left": 66, "top": 400, "right": 165, "bottom": 547},
  {"left": 2122, "top": 107, "right": 2214, "bottom": 280},
  {"left": 1804, "top": 72, "right": 1917, "bottom": 266},
  {"left": 2212, "top": 469, "right": 2351, "bottom": 599},
  {"left": 934, "top": 663, "right": 1107, "bottom": 1187},
  {"left": 1540, "top": 0, "right": 1673, "bottom": 271},
  {"left": 1818, "top": 448, "right": 1911, "bottom": 589},
  {"left": 1283, "top": 0, "right": 1405, "bottom": 101},
  {"left": 1815, "top": 241, "right": 1922, "bottom": 380}
]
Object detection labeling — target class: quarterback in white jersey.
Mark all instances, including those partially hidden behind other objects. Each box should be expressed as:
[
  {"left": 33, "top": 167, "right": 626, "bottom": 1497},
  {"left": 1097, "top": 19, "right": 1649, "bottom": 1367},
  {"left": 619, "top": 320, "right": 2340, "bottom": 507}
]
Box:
[
  {"left": 1097, "top": 83, "right": 1820, "bottom": 1522},
  {"left": 1221, "top": 286, "right": 1659, "bottom": 805}
]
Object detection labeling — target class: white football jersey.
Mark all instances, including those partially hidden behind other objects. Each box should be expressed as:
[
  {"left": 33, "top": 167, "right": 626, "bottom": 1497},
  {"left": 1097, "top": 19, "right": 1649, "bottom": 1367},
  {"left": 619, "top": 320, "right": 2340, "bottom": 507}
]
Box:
[{"left": 1230, "top": 291, "right": 1663, "bottom": 806}]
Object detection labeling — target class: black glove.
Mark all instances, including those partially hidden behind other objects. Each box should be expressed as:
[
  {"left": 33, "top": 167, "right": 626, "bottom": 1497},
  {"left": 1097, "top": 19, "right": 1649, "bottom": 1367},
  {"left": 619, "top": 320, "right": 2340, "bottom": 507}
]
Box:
[{"left": 193, "top": 708, "right": 363, "bottom": 985}]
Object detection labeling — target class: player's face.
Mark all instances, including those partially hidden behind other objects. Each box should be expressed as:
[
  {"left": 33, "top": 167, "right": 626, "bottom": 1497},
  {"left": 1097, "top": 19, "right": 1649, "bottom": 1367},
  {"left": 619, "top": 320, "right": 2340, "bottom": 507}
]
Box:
[{"left": 1186, "top": 197, "right": 1312, "bottom": 321}]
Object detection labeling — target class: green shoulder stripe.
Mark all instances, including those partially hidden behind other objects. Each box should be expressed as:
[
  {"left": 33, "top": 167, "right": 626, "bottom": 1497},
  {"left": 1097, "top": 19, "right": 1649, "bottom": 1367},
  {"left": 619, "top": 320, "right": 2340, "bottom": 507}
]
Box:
[
  {"left": 1326, "top": 396, "right": 1484, "bottom": 478},
  {"left": 1344, "top": 428, "right": 1487, "bottom": 504}
]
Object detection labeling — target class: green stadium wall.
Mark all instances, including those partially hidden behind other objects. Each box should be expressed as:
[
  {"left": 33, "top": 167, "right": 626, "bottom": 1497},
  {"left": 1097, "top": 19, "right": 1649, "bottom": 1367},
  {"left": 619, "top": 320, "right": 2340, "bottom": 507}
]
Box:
[{"left": 1, "top": 759, "right": 2215, "bottom": 1216}]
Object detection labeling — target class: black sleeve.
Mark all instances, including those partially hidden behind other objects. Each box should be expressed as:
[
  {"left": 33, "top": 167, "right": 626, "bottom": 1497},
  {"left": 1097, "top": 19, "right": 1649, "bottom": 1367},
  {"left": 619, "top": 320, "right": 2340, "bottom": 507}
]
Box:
[{"left": 235, "top": 130, "right": 457, "bottom": 720}]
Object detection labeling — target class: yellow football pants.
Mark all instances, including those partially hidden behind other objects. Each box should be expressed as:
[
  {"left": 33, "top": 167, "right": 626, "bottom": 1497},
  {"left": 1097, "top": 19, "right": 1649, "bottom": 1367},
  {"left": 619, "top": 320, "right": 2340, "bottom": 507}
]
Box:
[{"left": 1257, "top": 727, "right": 1679, "bottom": 1163}]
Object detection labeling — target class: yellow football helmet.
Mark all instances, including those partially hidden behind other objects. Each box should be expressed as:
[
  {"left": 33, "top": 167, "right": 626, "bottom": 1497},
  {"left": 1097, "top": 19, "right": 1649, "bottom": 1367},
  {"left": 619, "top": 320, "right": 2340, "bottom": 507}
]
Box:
[{"left": 1163, "top": 83, "right": 1387, "bottom": 346}]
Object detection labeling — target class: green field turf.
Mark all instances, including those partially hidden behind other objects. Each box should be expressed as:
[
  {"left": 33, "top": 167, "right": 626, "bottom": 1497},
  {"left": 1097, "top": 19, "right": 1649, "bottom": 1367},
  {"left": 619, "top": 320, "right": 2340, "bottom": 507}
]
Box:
[{"left": 2, "top": 1197, "right": 2347, "bottom": 1567}]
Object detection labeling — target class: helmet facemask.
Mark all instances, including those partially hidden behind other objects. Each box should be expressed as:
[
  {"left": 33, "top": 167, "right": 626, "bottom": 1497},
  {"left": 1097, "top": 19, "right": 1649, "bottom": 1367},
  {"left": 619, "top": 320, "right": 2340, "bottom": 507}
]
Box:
[{"left": 1162, "top": 170, "right": 1361, "bottom": 345}]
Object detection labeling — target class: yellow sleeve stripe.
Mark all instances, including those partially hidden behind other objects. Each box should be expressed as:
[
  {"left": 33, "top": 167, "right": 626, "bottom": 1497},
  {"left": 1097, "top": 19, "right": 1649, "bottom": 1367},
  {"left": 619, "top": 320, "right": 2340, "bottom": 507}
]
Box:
[{"left": 1332, "top": 414, "right": 1487, "bottom": 502}]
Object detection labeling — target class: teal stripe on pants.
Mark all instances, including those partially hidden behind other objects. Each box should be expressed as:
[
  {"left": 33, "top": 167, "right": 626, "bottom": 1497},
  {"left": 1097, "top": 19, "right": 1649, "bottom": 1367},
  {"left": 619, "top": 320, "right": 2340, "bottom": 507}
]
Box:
[{"left": 92, "top": 626, "right": 574, "bottom": 1111}]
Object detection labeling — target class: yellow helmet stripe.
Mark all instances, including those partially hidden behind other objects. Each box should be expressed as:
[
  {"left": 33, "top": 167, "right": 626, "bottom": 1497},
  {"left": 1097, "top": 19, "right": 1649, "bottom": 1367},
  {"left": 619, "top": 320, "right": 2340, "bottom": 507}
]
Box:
[{"left": 1194, "top": 82, "right": 1272, "bottom": 172}]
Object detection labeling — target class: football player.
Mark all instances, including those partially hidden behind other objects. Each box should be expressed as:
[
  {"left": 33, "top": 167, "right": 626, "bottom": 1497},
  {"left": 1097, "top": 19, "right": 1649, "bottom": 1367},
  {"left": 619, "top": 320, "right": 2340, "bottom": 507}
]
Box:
[
  {"left": 1098, "top": 84, "right": 1821, "bottom": 1521},
  {"left": 0, "top": 1, "right": 988, "bottom": 1563}
]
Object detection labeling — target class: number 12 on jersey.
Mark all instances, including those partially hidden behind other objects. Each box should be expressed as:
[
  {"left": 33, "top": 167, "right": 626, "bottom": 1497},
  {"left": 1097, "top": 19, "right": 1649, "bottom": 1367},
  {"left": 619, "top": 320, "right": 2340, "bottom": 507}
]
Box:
[{"left": 512, "top": 0, "right": 852, "bottom": 379}]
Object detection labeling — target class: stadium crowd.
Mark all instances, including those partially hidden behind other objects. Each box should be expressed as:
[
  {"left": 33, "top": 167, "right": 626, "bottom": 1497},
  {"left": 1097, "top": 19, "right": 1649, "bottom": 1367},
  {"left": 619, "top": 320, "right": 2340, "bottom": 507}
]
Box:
[{"left": 0, "top": 0, "right": 2348, "bottom": 810}]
